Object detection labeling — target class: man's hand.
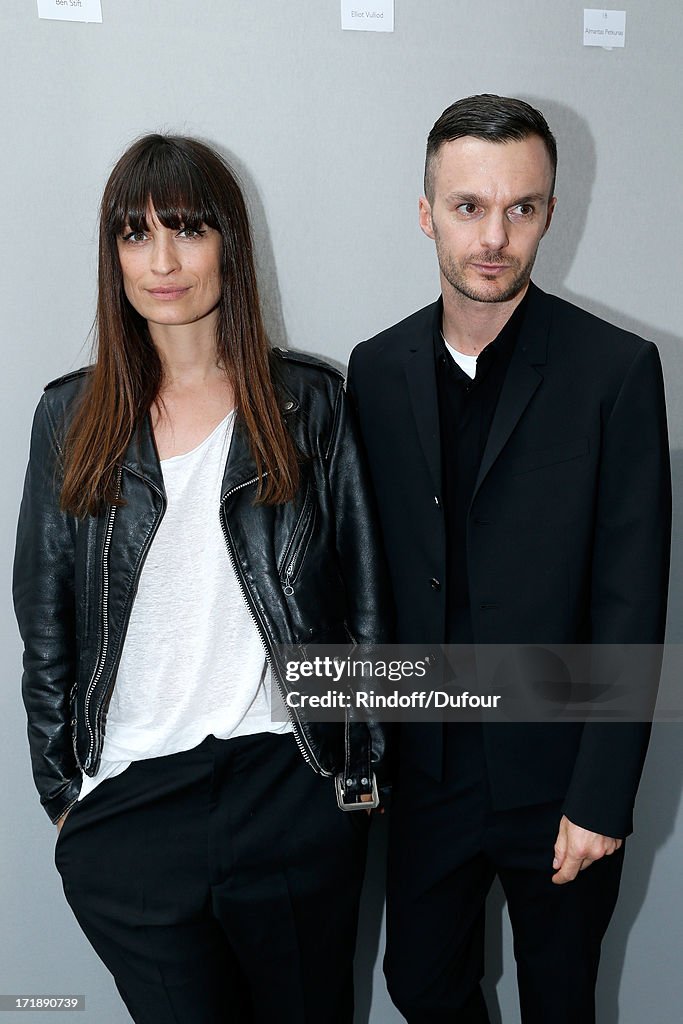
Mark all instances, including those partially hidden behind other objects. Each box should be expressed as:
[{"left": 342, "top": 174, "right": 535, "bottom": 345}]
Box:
[{"left": 551, "top": 814, "right": 622, "bottom": 885}]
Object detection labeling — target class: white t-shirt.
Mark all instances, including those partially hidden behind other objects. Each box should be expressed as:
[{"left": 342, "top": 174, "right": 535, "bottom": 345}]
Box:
[
  {"left": 444, "top": 341, "right": 478, "bottom": 380},
  {"left": 79, "top": 411, "right": 290, "bottom": 799}
]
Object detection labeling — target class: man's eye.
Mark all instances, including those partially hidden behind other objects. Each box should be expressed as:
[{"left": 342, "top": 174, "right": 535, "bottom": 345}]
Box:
[
  {"left": 457, "top": 203, "right": 479, "bottom": 216},
  {"left": 511, "top": 204, "right": 534, "bottom": 217}
]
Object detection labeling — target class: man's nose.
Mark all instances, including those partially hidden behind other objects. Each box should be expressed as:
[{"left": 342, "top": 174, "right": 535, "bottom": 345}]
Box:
[{"left": 479, "top": 212, "right": 509, "bottom": 252}]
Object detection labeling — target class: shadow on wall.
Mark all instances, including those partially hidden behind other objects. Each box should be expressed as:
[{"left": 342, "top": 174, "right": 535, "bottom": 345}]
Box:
[
  {"left": 525, "top": 95, "right": 681, "bottom": 387},
  {"left": 597, "top": 724, "right": 683, "bottom": 1023},
  {"left": 522, "top": 96, "right": 596, "bottom": 294},
  {"left": 594, "top": 450, "right": 683, "bottom": 1021},
  {"left": 201, "top": 139, "right": 291, "bottom": 354},
  {"left": 200, "top": 140, "right": 348, "bottom": 377}
]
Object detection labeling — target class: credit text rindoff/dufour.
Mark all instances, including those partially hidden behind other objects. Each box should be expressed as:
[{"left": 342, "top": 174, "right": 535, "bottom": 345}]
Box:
[{"left": 285, "top": 689, "right": 502, "bottom": 710}]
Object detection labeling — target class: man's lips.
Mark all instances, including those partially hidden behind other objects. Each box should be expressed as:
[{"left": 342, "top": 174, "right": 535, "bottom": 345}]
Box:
[{"left": 470, "top": 263, "right": 511, "bottom": 274}]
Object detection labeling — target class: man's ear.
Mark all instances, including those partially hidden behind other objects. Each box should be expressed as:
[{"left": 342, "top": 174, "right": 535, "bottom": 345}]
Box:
[
  {"left": 419, "top": 196, "right": 436, "bottom": 240},
  {"left": 542, "top": 195, "right": 557, "bottom": 237}
]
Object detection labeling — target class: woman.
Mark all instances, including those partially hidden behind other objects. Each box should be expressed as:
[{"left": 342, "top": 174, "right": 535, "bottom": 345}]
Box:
[{"left": 13, "top": 134, "right": 391, "bottom": 1024}]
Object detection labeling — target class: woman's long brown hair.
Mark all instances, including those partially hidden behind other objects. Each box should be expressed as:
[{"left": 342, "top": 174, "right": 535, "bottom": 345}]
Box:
[{"left": 60, "top": 134, "right": 299, "bottom": 517}]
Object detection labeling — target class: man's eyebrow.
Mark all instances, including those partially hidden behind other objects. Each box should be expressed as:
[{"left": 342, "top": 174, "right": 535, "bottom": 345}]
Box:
[
  {"left": 444, "top": 192, "right": 485, "bottom": 205},
  {"left": 443, "top": 191, "right": 549, "bottom": 205},
  {"left": 511, "top": 193, "right": 548, "bottom": 205}
]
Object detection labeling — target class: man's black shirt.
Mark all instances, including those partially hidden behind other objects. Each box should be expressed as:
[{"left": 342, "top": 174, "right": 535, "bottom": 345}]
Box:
[{"left": 433, "top": 294, "right": 528, "bottom": 642}]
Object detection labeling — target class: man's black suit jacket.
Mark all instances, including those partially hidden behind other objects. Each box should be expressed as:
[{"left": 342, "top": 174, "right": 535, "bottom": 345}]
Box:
[{"left": 347, "top": 283, "right": 671, "bottom": 838}]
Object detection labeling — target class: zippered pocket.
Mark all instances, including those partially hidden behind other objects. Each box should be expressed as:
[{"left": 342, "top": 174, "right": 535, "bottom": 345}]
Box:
[
  {"left": 69, "top": 681, "right": 81, "bottom": 769},
  {"left": 278, "top": 486, "right": 317, "bottom": 596}
]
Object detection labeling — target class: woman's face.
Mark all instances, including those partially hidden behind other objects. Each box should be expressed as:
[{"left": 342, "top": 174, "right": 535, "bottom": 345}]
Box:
[{"left": 116, "top": 206, "right": 223, "bottom": 330}]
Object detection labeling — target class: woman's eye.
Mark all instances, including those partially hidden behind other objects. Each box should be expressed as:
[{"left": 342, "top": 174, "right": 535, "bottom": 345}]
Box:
[
  {"left": 121, "top": 229, "right": 147, "bottom": 243},
  {"left": 178, "top": 226, "right": 206, "bottom": 239}
]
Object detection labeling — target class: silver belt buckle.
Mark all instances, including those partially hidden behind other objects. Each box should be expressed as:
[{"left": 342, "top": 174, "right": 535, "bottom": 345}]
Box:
[{"left": 335, "top": 772, "right": 379, "bottom": 812}]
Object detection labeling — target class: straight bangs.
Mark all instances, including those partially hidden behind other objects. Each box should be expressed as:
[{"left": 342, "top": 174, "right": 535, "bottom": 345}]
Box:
[{"left": 104, "top": 137, "right": 222, "bottom": 238}]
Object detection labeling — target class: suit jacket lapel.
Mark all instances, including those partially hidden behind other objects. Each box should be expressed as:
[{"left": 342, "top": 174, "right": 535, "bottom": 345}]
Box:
[
  {"left": 472, "top": 283, "right": 550, "bottom": 500},
  {"left": 403, "top": 302, "right": 442, "bottom": 495}
]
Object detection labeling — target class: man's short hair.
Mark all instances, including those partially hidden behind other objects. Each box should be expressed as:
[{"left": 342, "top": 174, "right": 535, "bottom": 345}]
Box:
[{"left": 424, "top": 94, "right": 557, "bottom": 202}]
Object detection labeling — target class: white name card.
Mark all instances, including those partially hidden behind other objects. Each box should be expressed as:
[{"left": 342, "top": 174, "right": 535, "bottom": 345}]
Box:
[
  {"left": 37, "top": 0, "right": 103, "bottom": 23},
  {"left": 341, "top": 0, "right": 394, "bottom": 33},
  {"left": 584, "top": 9, "right": 626, "bottom": 48}
]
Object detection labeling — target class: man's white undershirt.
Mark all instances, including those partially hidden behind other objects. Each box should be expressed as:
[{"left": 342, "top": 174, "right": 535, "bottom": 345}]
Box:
[
  {"left": 79, "top": 410, "right": 290, "bottom": 800},
  {"left": 443, "top": 336, "right": 478, "bottom": 379}
]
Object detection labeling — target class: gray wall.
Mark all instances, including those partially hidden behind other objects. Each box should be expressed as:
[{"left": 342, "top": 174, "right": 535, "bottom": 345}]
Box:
[{"left": 2, "top": 2, "right": 682, "bottom": 1021}]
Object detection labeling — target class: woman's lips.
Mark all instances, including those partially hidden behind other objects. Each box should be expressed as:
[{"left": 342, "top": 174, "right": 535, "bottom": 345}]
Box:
[{"left": 147, "top": 287, "right": 190, "bottom": 300}]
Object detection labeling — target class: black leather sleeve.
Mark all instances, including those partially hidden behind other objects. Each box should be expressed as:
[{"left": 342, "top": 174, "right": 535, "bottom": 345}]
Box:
[
  {"left": 13, "top": 396, "right": 81, "bottom": 822},
  {"left": 326, "top": 379, "right": 394, "bottom": 646},
  {"left": 326, "top": 378, "right": 395, "bottom": 787}
]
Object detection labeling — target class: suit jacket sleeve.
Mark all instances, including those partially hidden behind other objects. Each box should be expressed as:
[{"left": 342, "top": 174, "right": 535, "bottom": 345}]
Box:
[{"left": 562, "top": 341, "right": 671, "bottom": 837}]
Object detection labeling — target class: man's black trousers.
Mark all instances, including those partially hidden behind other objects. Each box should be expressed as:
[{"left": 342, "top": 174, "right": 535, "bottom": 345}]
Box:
[
  {"left": 55, "top": 732, "right": 369, "bottom": 1024},
  {"left": 384, "top": 723, "right": 624, "bottom": 1024}
]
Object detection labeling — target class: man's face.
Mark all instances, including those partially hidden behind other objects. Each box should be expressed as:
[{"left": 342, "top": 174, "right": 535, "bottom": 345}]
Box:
[{"left": 419, "top": 135, "right": 556, "bottom": 306}]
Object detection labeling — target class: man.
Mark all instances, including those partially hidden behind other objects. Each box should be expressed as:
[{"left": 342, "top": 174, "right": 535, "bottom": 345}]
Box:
[{"left": 347, "top": 95, "right": 671, "bottom": 1023}]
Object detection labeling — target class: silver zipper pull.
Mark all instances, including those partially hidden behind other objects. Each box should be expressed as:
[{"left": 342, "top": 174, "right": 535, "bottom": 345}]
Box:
[{"left": 283, "top": 565, "right": 294, "bottom": 596}]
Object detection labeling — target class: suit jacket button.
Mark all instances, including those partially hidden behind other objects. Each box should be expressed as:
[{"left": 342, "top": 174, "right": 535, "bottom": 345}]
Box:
[{"left": 430, "top": 578, "right": 441, "bottom": 591}]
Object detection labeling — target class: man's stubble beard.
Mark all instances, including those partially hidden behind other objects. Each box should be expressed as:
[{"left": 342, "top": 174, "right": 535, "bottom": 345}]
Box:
[{"left": 435, "top": 237, "right": 540, "bottom": 305}]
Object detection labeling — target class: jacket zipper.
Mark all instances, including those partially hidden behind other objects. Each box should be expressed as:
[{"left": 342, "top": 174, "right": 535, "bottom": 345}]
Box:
[
  {"left": 278, "top": 487, "right": 314, "bottom": 596},
  {"left": 219, "top": 476, "right": 328, "bottom": 774},
  {"left": 81, "top": 468, "right": 122, "bottom": 771},
  {"left": 82, "top": 469, "right": 167, "bottom": 772}
]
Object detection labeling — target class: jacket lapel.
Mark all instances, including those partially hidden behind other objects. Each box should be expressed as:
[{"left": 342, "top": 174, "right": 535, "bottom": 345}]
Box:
[
  {"left": 220, "top": 416, "right": 258, "bottom": 499},
  {"left": 472, "top": 284, "right": 550, "bottom": 500},
  {"left": 220, "top": 357, "right": 300, "bottom": 499},
  {"left": 118, "top": 354, "right": 302, "bottom": 502},
  {"left": 121, "top": 415, "right": 165, "bottom": 495},
  {"left": 404, "top": 302, "right": 442, "bottom": 495},
  {"left": 118, "top": 409, "right": 259, "bottom": 501}
]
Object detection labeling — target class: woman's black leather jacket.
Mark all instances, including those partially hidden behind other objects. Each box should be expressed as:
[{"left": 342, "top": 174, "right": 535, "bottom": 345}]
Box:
[{"left": 13, "top": 349, "right": 393, "bottom": 823}]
